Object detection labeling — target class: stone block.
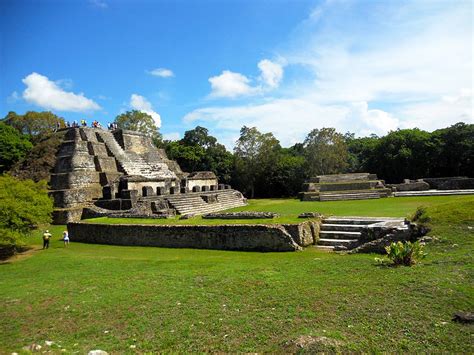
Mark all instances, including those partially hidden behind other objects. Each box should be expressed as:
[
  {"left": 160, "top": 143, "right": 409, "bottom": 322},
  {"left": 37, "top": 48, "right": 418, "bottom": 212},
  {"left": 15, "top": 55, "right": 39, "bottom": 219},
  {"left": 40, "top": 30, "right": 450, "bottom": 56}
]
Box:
[
  {"left": 210, "top": 185, "right": 218, "bottom": 191},
  {"left": 94, "top": 156, "right": 118, "bottom": 172},
  {"left": 121, "top": 189, "right": 138, "bottom": 202},
  {"left": 169, "top": 186, "right": 179, "bottom": 194},
  {"left": 156, "top": 186, "right": 168, "bottom": 195},
  {"left": 79, "top": 128, "right": 98, "bottom": 142},
  {"left": 54, "top": 153, "right": 96, "bottom": 173},
  {"left": 224, "top": 185, "right": 231, "bottom": 190},
  {"left": 218, "top": 184, "right": 225, "bottom": 190},
  {"left": 180, "top": 187, "right": 187, "bottom": 194},
  {"left": 87, "top": 142, "right": 109, "bottom": 156},
  {"left": 52, "top": 207, "right": 84, "bottom": 224},
  {"left": 202, "top": 185, "right": 210, "bottom": 192},
  {"left": 49, "top": 186, "right": 102, "bottom": 208},
  {"left": 192, "top": 186, "right": 201, "bottom": 192},
  {"left": 99, "top": 172, "right": 122, "bottom": 185},
  {"left": 102, "top": 185, "right": 114, "bottom": 199},
  {"left": 142, "top": 186, "right": 154, "bottom": 197},
  {"left": 50, "top": 171, "right": 101, "bottom": 190}
]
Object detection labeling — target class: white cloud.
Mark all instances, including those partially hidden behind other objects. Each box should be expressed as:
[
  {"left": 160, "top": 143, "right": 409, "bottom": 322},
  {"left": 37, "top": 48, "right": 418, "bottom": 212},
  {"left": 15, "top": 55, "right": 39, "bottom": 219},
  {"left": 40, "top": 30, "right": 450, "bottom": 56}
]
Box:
[
  {"left": 89, "top": 0, "right": 108, "bottom": 9},
  {"left": 22, "top": 72, "right": 100, "bottom": 112},
  {"left": 208, "top": 59, "right": 284, "bottom": 98},
  {"left": 163, "top": 132, "right": 181, "bottom": 141},
  {"left": 130, "top": 94, "right": 162, "bottom": 128},
  {"left": 208, "top": 70, "right": 257, "bottom": 98},
  {"left": 148, "top": 68, "right": 174, "bottom": 78},
  {"left": 258, "top": 59, "right": 283, "bottom": 89}
]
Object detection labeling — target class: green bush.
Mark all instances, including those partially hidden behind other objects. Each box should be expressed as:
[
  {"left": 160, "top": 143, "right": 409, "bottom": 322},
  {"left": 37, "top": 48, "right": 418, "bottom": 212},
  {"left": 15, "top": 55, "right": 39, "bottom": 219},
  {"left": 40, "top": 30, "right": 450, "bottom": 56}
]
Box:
[
  {"left": 385, "top": 241, "right": 427, "bottom": 266},
  {"left": 0, "top": 175, "right": 52, "bottom": 258}
]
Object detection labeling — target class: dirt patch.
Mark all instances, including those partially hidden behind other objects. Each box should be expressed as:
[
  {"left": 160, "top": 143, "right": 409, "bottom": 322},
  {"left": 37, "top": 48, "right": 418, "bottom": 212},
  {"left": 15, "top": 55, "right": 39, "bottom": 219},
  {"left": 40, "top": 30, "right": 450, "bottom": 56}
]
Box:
[
  {"left": 0, "top": 246, "right": 41, "bottom": 264},
  {"left": 284, "top": 335, "right": 344, "bottom": 352}
]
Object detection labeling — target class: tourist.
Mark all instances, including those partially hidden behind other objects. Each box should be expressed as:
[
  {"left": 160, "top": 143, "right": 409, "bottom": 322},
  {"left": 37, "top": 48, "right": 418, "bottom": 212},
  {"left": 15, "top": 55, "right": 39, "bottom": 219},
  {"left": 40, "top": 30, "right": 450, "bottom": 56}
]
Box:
[
  {"left": 81, "top": 119, "right": 87, "bottom": 127},
  {"left": 62, "top": 230, "right": 70, "bottom": 247},
  {"left": 73, "top": 120, "right": 78, "bottom": 127},
  {"left": 66, "top": 121, "right": 71, "bottom": 128},
  {"left": 42, "top": 230, "right": 52, "bottom": 249}
]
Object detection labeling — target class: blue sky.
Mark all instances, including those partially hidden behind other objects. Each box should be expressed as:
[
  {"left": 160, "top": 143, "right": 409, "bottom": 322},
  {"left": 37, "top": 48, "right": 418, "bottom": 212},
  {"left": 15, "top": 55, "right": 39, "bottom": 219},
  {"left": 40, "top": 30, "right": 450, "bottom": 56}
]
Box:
[{"left": 1, "top": 0, "right": 472, "bottom": 148}]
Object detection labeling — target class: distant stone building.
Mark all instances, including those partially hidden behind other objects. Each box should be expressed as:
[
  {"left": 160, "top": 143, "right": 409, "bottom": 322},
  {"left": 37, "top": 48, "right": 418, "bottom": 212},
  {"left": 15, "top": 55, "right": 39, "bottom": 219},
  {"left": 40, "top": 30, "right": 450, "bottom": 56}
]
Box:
[
  {"left": 299, "top": 173, "right": 391, "bottom": 201},
  {"left": 50, "top": 127, "right": 246, "bottom": 223}
]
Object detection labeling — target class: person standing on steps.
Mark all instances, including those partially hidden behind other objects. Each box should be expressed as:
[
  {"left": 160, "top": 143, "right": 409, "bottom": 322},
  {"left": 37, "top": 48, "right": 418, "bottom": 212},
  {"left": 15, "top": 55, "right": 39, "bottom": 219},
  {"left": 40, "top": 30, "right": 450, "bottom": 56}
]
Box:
[
  {"left": 62, "top": 230, "right": 70, "bottom": 247},
  {"left": 43, "top": 230, "right": 52, "bottom": 249}
]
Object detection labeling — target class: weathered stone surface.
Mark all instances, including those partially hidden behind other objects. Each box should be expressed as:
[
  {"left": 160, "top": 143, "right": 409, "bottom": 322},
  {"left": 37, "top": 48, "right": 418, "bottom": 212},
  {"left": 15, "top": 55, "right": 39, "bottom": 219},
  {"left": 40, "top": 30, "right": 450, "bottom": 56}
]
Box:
[
  {"left": 142, "top": 186, "right": 154, "bottom": 197},
  {"left": 54, "top": 153, "right": 96, "bottom": 173},
  {"left": 282, "top": 222, "right": 318, "bottom": 246},
  {"left": 453, "top": 312, "right": 474, "bottom": 323},
  {"left": 94, "top": 156, "right": 118, "bottom": 172},
  {"left": 68, "top": 222, "right": 305, "bottom": 251},
  {"left": 202, "top": 211, "right": 279, "bottom": 219},
  {"left": 50, "top": 171, "right": 101, "bottom": 190},
  {"left": 423, "top": 176, "right": 474, "bottom": 190},
  {"left": 192, "top": 186, "right": 201, "bottom": 192},
  {"left": 389, "top": 181, "right": 430, "bottom": 191},
  {"left": 298, "top": 212, "right": 322, "bottom": 218},
  {"left": 49, "top": 186, "right": 102, "bottom": 208}
]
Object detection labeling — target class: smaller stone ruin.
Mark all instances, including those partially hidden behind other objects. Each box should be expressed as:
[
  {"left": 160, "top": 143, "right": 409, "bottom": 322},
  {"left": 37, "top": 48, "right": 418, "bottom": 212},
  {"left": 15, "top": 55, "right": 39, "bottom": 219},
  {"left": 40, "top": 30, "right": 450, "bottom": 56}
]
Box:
[{"left": 299, "top": 173, "right": 391, "bottom": 201}]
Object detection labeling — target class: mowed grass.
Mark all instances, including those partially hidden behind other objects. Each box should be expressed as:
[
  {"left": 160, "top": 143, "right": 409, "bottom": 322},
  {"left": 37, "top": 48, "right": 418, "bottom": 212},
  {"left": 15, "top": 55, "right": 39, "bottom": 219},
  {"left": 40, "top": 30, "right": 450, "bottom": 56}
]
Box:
[
  {"left": 88, "top": 195, "right": 474, "bottom": 225},
  {"left": 0, "top": 196, "right": 473, "bottom": 352}
]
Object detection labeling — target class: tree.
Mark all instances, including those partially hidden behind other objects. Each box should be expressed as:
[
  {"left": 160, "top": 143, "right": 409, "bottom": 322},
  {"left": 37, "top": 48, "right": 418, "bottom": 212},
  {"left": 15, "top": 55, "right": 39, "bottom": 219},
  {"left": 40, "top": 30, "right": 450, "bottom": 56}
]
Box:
[
  {"left": 0, "top": 175, "right": 53, "bottom": 255},
  {"left": 345, "top": 133, "right": 379, "bottom": 173},
  {"left": 164, "top": 126, "right": 234, "bottom": 182},
  {"left": 430, "top": 123, "right": 474, "bottom": 177},
  {"left": 303, "top": 128, "right": 349, "bottom": 176},
  {"left": 0, "top": 122, "right": 33, "bottom": 173},
  {"left": 369, "top": 128, "right": 433, "bottom": 182},
  {"left": 234, "top": 126, "right": 281, "bottom": 198},
  {"left": 3, "top": 111, "right": 65, "bottom": 143},
  {"left": 115, "top": 110, "right": 161, "bottom": 139}
]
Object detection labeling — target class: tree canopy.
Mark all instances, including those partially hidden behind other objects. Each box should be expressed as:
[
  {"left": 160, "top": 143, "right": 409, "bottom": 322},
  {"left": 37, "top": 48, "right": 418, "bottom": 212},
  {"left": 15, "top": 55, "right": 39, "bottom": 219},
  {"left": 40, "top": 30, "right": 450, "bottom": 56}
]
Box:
[
  {"left": 0, "top": 122, "right": 33, "bottom": 174},
  {"left": 115, "top": 110, "right": 161, "bottom": 140},
  {"left": 2, "top": 111, "right": 64, "bottom": 143}
]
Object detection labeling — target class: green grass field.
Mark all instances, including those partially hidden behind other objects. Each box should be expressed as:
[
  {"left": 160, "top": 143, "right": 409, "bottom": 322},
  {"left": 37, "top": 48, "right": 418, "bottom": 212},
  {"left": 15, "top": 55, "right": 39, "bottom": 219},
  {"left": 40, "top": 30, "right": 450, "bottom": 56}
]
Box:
[{"left": 0, "top": 196, "right": 473, "bottom": 352}]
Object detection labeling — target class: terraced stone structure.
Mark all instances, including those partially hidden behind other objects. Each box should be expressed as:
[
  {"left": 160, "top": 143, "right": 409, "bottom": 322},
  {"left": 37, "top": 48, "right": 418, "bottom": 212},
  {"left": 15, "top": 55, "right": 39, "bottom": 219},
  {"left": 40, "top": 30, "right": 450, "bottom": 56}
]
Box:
[
  {"left": 299, "top": 173, "right": 391, "bottom": 201},
  {"left": 50, "top": 127, "right": 246, "bottom": 223}
]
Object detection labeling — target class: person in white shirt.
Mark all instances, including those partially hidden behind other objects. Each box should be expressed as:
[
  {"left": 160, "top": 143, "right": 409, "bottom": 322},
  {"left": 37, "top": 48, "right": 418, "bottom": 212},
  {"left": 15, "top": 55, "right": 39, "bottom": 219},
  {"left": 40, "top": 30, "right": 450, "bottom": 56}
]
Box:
[{"left": 62, "top": 230, "right": 70, "bottom": 247}]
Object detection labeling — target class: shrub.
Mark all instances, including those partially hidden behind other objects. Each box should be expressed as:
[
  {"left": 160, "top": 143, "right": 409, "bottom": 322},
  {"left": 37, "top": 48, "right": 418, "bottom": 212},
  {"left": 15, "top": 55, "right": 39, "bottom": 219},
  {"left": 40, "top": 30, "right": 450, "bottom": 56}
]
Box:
[
  {"left": 385, "top": 241, "right": 427, "bottom": 266},
  {"left": 411, "top": 206, "right": 431, "bottom": 225}
]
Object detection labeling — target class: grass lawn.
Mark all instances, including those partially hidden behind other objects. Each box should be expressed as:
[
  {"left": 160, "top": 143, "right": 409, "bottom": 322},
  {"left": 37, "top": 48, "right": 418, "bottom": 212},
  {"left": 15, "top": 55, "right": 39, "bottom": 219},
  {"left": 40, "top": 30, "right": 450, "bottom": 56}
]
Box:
[
  {"left": 0, "top": 196, "right": 473, "bottom": 352},
  {"left": 87, "top": 195, "right": 474, "bottom": 225}
]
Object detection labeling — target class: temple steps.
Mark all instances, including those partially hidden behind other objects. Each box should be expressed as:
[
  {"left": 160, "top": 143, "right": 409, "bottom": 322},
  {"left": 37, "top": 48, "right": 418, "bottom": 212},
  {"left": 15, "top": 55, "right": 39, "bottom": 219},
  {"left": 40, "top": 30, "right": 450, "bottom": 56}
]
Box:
[
  {"left": 319, "top": 230, "right": 362, "bottom": 239},
  {"left": 320, "top": 223, "right": 367, "bottom": 232},
  {"left": 319, "top": 192, "right": 381, "bottom": 201},
  {"left": 394, "top": 189, "right": 474, "bottom": 197}
]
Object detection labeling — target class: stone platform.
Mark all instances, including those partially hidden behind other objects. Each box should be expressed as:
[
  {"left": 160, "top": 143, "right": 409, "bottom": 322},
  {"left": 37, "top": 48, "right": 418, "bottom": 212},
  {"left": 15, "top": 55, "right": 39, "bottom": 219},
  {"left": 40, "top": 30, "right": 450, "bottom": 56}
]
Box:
[
  {"left": 299, "top": 173, "right": 391, "bottom": 201},
  {"left": 67, "top": 220, "right": 319, "bottom": 252}
]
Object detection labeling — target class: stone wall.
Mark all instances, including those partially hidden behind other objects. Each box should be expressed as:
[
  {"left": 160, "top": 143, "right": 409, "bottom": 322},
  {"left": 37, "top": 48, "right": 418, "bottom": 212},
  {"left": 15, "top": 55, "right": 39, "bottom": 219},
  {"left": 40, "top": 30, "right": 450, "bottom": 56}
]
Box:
[{"left": 67, "top": 220, "right": 321, "bottom": 252}]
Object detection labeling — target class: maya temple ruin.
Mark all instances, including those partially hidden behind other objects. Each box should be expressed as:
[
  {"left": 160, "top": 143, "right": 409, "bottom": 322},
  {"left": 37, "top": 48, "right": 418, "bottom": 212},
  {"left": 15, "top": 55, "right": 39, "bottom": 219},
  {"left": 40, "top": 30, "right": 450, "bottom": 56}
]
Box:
[{"left": 49, "top": 127, "right": 246, "bottom": 224}]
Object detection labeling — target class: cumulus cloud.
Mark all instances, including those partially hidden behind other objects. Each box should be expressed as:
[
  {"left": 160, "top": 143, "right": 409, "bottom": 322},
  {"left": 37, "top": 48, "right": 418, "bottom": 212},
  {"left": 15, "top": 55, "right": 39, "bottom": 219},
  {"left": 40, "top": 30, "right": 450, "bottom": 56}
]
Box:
[
  {"left": 130, "top": 94, "right": 162, "bottom": 128},
  {"left": 148, "top": 68, "right": 174, "bottom": 78},
  {"left": 208, "top": 70, "right": 257, "bottom": 98},
  {"left": 22, "top": 72, "right": 100, "bottom": 112},
  {"left": 208, "top": 59, "right": 284, "bottom": 98},
  {"left": 258, "top": 59, "right": 283, "bottom": 89}
]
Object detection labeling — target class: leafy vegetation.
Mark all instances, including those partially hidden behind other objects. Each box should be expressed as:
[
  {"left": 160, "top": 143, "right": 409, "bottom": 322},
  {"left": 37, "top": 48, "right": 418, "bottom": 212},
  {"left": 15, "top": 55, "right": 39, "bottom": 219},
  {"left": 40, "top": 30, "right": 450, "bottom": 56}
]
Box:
[
  {"left": 0, "top": 122, "right": 33, "bottom": 173},
  {"left": 385, "top": 241, "right": 427, "bottom": 266},
  {"left": 115, "top": 110, "right": 161, "bottom": 141},
  {"left": 0, "top": 197, "right": 472, "bottom": 352},
  {"left": 0, "top": 175, "right": 53, "bottom": 257}
]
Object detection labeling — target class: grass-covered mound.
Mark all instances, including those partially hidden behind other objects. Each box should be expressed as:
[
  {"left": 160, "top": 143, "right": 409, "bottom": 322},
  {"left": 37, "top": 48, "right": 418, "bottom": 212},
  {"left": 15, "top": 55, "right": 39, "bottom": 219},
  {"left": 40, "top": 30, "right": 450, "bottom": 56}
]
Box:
[
  {"left": 87, "top": 195, "right": 474, "bottom": 225},
  {"left": 0, "top": 197, "right": 473, "bottom": 352}
]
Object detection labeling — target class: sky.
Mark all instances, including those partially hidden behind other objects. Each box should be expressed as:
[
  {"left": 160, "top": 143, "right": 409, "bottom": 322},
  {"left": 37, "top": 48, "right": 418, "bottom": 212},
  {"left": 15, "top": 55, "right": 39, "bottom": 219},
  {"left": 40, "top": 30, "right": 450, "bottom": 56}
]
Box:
[{"left": 1, "top": 0, "right": 472, "bottom": 148}]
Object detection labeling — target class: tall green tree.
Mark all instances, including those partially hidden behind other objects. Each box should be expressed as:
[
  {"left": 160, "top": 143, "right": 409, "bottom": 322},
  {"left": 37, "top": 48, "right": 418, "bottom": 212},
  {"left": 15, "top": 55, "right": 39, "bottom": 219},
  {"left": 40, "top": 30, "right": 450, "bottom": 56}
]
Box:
[
  {"left": 0, "top": 122, "right": 33, "bottom": 173},
  {"left": 3, "top": 111, "right": 65, "bottom": 143},
  {"left": 345, "top": 133, "right": 379, "bottom": 173},
  {"left": 430, "top": 122, "right": 474, "bottom": 177},
  {"left": 234, "top": 126, "right": 281, "bottom": 198},
  {"left": 115, "top": 110, "right": 162, "bottom": 139},
  {"left": 303, "top": 127, "right": 349, "bottom": 176},
  {"left": 165, "top": 126, "right": 234, "bottom": 182}
]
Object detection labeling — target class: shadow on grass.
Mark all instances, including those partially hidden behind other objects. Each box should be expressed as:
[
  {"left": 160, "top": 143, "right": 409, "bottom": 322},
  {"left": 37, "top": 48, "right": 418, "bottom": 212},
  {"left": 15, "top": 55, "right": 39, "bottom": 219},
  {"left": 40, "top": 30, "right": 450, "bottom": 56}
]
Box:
[{"left": 0, "top": 245, "right": 36, "bottom": 264}]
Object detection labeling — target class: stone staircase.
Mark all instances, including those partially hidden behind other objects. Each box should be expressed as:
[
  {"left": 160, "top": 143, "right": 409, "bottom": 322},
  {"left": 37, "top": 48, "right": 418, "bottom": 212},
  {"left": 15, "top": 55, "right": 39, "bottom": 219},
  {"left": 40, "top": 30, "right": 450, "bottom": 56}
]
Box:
[
  {"left": 165, "top": 190, "right": 246, "bottom": 216},
  {"left": 319, "top": 191, "right": 381, "bottom": 201},
  {"left": 317, "top": 217, "right": 401, "bottom": 250},
  {"left": 95, "top": 130, "right": 176, "bottom": 179},
  {"left": 394, "top": 189, "right": 474, "bottom": 197}
]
